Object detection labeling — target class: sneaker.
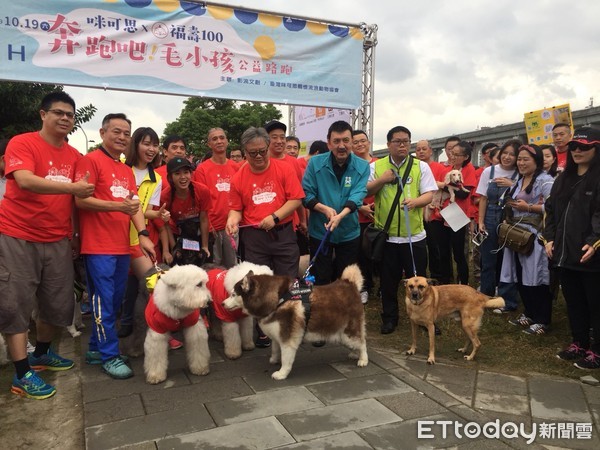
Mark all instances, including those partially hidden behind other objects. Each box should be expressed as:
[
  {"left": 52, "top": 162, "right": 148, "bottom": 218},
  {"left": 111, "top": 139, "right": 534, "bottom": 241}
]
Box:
[
  {"left": 557, "top": 343, "right": 588, "bottom": 361},
  {"left": 80, "top": 302, "right": 92, "bottom": 315},
  {"left": 522, "top": 323, "right": 549, "bottom": 335},
  {"left": 360, "top": 291, "right": 369, "bottom": 305},
  {"left": 169, "top": 337, "right": 183, "bottom": 350},
  {"left": 508, "top": 314, "right": 533, "bottom": 327},
  {"left": 11, "top": 370, "right": 56, "bottom": 400},
  {"left": 29, "top": 349, "right": 74, "bottom": 372},
  {"left": 102, "top": 356, "right": 133, "bottom": 379},
  {"left": 255, "top": 335, "right": 271, "bottom": 348},
  {"left": 85, "top": 351, "right": 129, "bottom": 366},
  {"left": 493, "top": 307, "right": 515, "bottom": 314},
  {"left": 574, "top": 350, "right": 600, "bottom": 370}
]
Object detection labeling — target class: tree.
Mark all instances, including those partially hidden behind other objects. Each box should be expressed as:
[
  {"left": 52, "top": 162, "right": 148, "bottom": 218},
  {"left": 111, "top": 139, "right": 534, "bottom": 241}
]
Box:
[
  {"left": 163, "top": 98, "right": 282, "bottom": 158},
  {"left": 0, "top": 81, "right": 96, "bottom": 139}
]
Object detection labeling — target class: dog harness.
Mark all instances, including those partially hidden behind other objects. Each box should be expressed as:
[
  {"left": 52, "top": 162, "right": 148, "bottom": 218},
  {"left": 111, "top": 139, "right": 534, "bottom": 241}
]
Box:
[
  {"left": 278, "top": 279, "right": 313, "bottom": 323},
  {"left": 145, "top": 293, "right": 201, "bottom": 334},
  {"left": 207, "top": 268, "right": 246, "bottom": 323}
]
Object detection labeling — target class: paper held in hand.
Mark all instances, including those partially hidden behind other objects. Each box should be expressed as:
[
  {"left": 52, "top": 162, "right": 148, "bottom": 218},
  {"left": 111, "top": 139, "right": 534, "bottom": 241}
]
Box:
[{"left": 440, "top": 202, "right": 470, "bottom": 232}]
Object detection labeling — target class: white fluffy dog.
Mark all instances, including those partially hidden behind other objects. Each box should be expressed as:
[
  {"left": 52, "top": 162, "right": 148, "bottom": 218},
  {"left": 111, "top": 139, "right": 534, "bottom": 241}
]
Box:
[
  {"left": 207, "top": 262, "right": 273, "bottom": 359},
  {"left": 143, "top": 265, "right": 211, "bottom": 384}
]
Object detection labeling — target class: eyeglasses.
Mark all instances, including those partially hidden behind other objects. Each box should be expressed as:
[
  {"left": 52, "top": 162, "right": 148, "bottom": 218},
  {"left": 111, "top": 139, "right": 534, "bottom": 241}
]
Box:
[
  {"left": 390, "top": 139, "right": 410, "bottom": 146},
  {"left": 568, "top": 142, "right": 596, "bottom": 152},
  {"left": 245, "top": 148, "right": 268, "bottom": 158},
  {"left": 46, "top": 109, "right": 75, "bottom": 119}
]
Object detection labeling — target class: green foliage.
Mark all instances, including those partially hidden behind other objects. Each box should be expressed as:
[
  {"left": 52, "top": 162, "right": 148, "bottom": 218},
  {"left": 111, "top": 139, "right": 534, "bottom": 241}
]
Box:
[
  {"left": 163, "top": 98, "right": 282, "bottom": 157},
  {"left": 0, "top": 81, "right": 97, "bottom": 140}
]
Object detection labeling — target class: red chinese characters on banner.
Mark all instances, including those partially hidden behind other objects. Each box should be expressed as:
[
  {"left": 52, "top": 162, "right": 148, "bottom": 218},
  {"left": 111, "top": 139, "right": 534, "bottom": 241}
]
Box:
[{"left": 48, "top": 14, "right": 82, "bottom": 54}]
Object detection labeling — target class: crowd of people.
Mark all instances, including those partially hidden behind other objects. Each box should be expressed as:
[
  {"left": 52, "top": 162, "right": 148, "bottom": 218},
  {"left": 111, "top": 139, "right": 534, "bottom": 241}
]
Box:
[{"left": 1, "top": 91, "right": 599, "bottom": 401}]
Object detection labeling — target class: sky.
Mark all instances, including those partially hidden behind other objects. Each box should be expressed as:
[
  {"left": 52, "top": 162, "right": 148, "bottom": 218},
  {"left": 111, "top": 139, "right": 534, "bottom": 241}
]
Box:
[{"left": 66, "top": 0, "right": 600, "bottom": 153}]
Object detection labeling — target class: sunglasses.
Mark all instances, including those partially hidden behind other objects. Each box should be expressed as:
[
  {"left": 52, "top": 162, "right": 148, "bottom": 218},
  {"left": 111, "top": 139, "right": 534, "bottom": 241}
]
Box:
[{"left": 568, "top": 142, "right": 596, "bottom": 152}]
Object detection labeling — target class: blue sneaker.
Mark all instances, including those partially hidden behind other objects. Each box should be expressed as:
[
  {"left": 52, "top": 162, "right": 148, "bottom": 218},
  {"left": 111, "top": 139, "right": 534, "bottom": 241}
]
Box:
[
  {"left": 102, "top": 356, "right": 133, "bottom": 379},
  {"left": 85, "top": 351, "right": 129, "bottom": 365},
  {"left": 29, "top": 349, "right": 74, "bottom": 372},
  {"left": 11, "top": 370, "right": 56, "bottom": 399}
]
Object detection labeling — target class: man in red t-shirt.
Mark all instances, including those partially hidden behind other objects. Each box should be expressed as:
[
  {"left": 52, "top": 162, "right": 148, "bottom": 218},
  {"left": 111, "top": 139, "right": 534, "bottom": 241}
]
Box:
[
  {"left": 552, "top": 122, "right": 572, "bottom": 173},
  {"left": 0, "top": 92, "right": 95, "bottom": 399},
  {"left": 194, "top": 127, "right": 240, "bottom": 267},
  {"left": 75, "top": 113, "right": 155, "bottom": 380},
  {"left": 155, "top": 135, "right": 187, "bottom": 187}
]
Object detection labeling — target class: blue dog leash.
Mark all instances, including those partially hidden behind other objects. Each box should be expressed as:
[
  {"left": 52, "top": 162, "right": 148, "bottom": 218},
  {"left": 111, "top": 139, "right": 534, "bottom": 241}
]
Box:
[{"left": 303, "top": 229, "right": 331, "bottom": 283}]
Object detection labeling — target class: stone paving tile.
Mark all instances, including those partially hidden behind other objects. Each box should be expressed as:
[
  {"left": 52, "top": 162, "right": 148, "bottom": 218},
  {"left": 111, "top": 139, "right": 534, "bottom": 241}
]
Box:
[
  {"left": 278, "top": 398, "right": 401, "bottom": 442},
  {"left": 453, "top": 439, "right": 515, "bottom": 449},
  {"left": 276, "top": 431, "right": 372, "bottom": 449},
  {"left": 307, "top": 373, "right": 413, "bottom": 405},
  {"left": 156, "top": 416, "right": 295, "bottom": 450},
  {"left": 581, "top": 383, "right": 600, "bottom": 404},
  {"left": 142, "top": 376, "right": 254, "bottom": 414},
  {"left": 427, "top": 378, "right": 475, "bottom": 406},
  {"left": 205, "top": 386, "right": 323, "bottom": 426},
  {"left": 529, "top": 377, "right": 591, "bottom": 422},
  {"left": 384, "top": 353, "right": 430, "bottom": 378},
  {"left": 475, "top": 390, "right": 529, "bottom": 415},
  {"left": 330, "top": 359, "right": 386, "bottom": 378},
  {"left": 426, "top": 362, "right": 477, "bottom": 387},
  {"left": 82, "top": 369, "right": 191, "bottom": 403},
  {"left": 244, "top": 363, "right": 346, "bottom": 392},
  {"left": 290, "top": 344, "right": 360, "bottom": 368},
  {"left": 112, "top": 443, "right": 157, "bottom": 450},
  {"left": 448, "top": 404, "right": 493, "bottom": 425},
  {"left": 194, "top": 351, "right": 273, "bottom": 381},
  {"left": 358, "top": 412, "right": 467, "bottom": 449},
  {"left": 477, "top": 371, "right": 527, "bottom": 396},
  {"left": 85, "top": 402, "right": 215, "bottom": 450},
  {"left": 363, "top": 347, "right": 401, "bottom": 370},
  {"left": 377, "top": 390, "right": 447, "bottom": 419},
  {"left": 84, "top": 394, "right": 145, "bottom": 427},
  {"left": 388, "top": 367, "right": 462, "bottom": 407}
]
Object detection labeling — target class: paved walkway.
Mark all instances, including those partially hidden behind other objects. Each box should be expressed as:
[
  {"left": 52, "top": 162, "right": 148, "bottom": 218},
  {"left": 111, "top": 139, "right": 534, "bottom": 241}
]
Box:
[
  {"left": 73, "top": 322, "right": 600, "bottom": 450},
  {"left": 3, "top": 323, "right": 599, "bottom": 449}
]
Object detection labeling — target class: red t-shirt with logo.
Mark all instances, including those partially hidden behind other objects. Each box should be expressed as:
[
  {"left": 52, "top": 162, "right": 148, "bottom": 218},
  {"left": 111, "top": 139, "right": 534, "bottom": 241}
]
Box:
[
  {"left": 229, "top": 158, "right": 305, "bottom": 226},
  {"left": 76, "top": 149, "right": 138, "bottom": 255},
  {"left": 0, "top": 132, "right": 82, "bottom": 242},
  {"left": 160, "top": 181, "right": 212, "bottom": 234},
  {"left": 193, "top": 159, "right": 240, "bottom": 231}
]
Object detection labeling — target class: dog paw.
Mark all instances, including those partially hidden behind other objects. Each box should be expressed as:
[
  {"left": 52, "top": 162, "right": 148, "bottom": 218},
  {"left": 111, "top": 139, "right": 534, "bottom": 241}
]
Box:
[
  {"left": 457, "top": 347, "right": 467, "bottom": 353},
  {"left": 269, "top": 357, "right": 280, "bottom": 365},
  {"left": 406, "top": 348, "right": 416, "bottom": 356},
  {"left": 242, "top": 343, "right": 255, "bottom": 351},
  {"left": 225, "top": 352, "right": 242, "bottom": 360},
  {"left": 427, "top": 358, "right": 436, "bottom": 365},
  {"left": 357, "top": 358, "right": 369, "bottom": 367},
  {"left": 190, "top": 366, "right": 210, "bottom": 376},
  {"left": 271, "top": 370, "right": 288, "bottom": 380},
  {"left": 146, "top": 374, "right": 166, "bottom": 385},
  {"left": 463, "top": 355, "right": 474, "bottom": 361}
]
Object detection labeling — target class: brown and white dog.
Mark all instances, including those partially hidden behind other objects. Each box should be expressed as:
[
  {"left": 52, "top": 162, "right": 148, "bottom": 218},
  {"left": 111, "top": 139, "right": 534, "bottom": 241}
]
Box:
[
  {"left": 224, "top": 264, "right": 368, "bottom": 380},
  {"left": 404, "top": 276, "right": 504, "bottom": 364},
  {"left": 425, "top": 169, "right": 471, "bottom": 221}
]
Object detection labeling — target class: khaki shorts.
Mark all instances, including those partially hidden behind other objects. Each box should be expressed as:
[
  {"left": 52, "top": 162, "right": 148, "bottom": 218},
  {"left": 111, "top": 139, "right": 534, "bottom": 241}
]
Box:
[{"left": 0, "top": 234, "right": 74, "bottom": 333}]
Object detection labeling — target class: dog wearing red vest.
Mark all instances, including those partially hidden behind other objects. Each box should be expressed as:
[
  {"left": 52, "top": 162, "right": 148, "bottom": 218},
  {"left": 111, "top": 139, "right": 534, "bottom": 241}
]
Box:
[
  {"left": 143, "top": 265, "right": 211, "bottom": 384},
  {"left": 207, "top": 261, "right": 274, "bottom": 359}
]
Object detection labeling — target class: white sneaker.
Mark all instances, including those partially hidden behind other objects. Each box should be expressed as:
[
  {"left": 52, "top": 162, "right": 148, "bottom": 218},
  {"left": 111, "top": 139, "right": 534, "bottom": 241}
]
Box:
[{"left": 360, "top": 291, "right": 369, "bottom": 305}]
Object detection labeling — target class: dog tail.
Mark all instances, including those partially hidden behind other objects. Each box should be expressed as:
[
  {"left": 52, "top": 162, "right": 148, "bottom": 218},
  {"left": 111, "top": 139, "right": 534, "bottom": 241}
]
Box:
[
  {"left": 484, "top": 296, "right": 505, "bottom": 309},
  {"left": 340, "top": 264, "right": 364, "bottom": 293}
]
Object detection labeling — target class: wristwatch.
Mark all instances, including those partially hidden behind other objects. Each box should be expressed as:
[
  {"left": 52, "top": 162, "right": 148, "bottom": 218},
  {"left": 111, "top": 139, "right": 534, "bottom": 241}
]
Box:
[
  {"left": 271, "top": 213, "right": 280, "bottom": 224},
  {"left": 138, "top": 229, "right": 150, "bottom": 237}
]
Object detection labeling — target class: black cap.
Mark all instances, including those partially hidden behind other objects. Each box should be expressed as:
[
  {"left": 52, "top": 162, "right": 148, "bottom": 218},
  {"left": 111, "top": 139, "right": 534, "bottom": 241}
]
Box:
[
  {"left": 167, "top": 157, "right": 194, "bottom": 174},
  {"left": 569, "top": 126, "right": 600, "bottom": 146},
  {"left": 264, "top": 120, "right": 287, "bottom": 134}
]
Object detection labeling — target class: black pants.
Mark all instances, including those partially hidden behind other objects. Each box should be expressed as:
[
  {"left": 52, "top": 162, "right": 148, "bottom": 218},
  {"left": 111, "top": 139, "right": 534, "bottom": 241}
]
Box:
[
  {"left": 309, "top": 236, "right": 360, "bottom": 286},
  {"left": 358, "top": 222, "right": 375, "bottom": 292},
  {"left": 515, "top": 255, "right": 552, "bottom": 325},
  {"left": 380, "top": 239, "right": 428, "bottom": 326},
  {"left": 427, "top": 220, "right": 469, "bottom": 284},
  {"left": 560, "top": 268, "right": 600, "bottom": 352},
  {"left": 242, "top": 223, "right": 299, "bottom": 277}
]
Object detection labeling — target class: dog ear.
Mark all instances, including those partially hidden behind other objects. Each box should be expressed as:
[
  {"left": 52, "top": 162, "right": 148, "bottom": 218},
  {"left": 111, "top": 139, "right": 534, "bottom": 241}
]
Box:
[
  {"left": 239, "top": 273, "right": 254, "bottom": 294},
  {"left": 426, "top": 278, "right": 439, "bottom": 286}
]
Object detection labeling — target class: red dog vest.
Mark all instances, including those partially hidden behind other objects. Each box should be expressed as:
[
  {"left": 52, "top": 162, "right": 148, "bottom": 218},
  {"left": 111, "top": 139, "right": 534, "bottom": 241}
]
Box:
[
  {"left": 207, "top": 268, "right": 246, "bottom": 323},
  {"left": 145, "top": 293, "right": 200, "bottom": 334}
]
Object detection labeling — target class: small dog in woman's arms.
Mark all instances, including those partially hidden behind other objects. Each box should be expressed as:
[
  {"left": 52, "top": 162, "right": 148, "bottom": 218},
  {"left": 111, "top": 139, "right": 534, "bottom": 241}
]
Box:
[
  {"left": 404, "top": 276, "right": 504, "bottom": 364},
  {"left": 224, "top": 264, "right": 368, "bottom": 380},
  {"left": 143, "top": 264, "right": 211, "bottom": 384}
]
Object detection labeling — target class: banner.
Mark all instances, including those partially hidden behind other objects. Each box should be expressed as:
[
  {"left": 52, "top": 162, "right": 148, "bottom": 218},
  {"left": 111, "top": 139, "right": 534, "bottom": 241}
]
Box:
[
  {"left": 294, "top": 106, "right": 351, "bottom": 156},
  {"left": 0, "top": 1, "right": 363, "bottom": 109},
  {"left": 524, "top": 104, "right": 573, "bottom": 145}
]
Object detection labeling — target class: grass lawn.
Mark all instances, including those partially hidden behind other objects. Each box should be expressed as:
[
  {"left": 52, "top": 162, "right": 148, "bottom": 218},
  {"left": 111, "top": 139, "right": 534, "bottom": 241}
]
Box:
[{"left": 364, "top": 280, "right": 588, "bottom": 380}]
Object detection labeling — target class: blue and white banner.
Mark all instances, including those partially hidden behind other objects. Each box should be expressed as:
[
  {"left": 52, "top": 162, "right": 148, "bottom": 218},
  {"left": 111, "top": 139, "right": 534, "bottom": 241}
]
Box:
[{"left": 0, "top": 1, "right": 363, "bottom": 108}]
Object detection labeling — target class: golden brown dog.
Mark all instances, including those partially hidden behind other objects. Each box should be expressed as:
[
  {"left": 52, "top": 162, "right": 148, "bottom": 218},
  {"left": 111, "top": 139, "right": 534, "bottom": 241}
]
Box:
[
  {"left": 224, "top": 264, "right": 368, "bottom": 380},
  {"left": 404, "top": 276, "right": 504, "bottom": 364}
]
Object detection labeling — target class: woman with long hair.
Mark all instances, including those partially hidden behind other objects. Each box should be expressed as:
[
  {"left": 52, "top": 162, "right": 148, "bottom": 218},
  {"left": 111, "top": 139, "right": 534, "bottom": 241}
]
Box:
[
  {"left": 544, "top": 127, "right": 600, "bottom": 369},
  {"left": 475, "top": 139, "right": 520, "bottom": 310},
  {"left": 500, "top": 144, "right": 554, "bottom": 335},
  {"left": 118, "top": 127, "right": 171, "bottom": 341},
  {"left": 541, "top": 144, "right": 559, "bottom": 178}
]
